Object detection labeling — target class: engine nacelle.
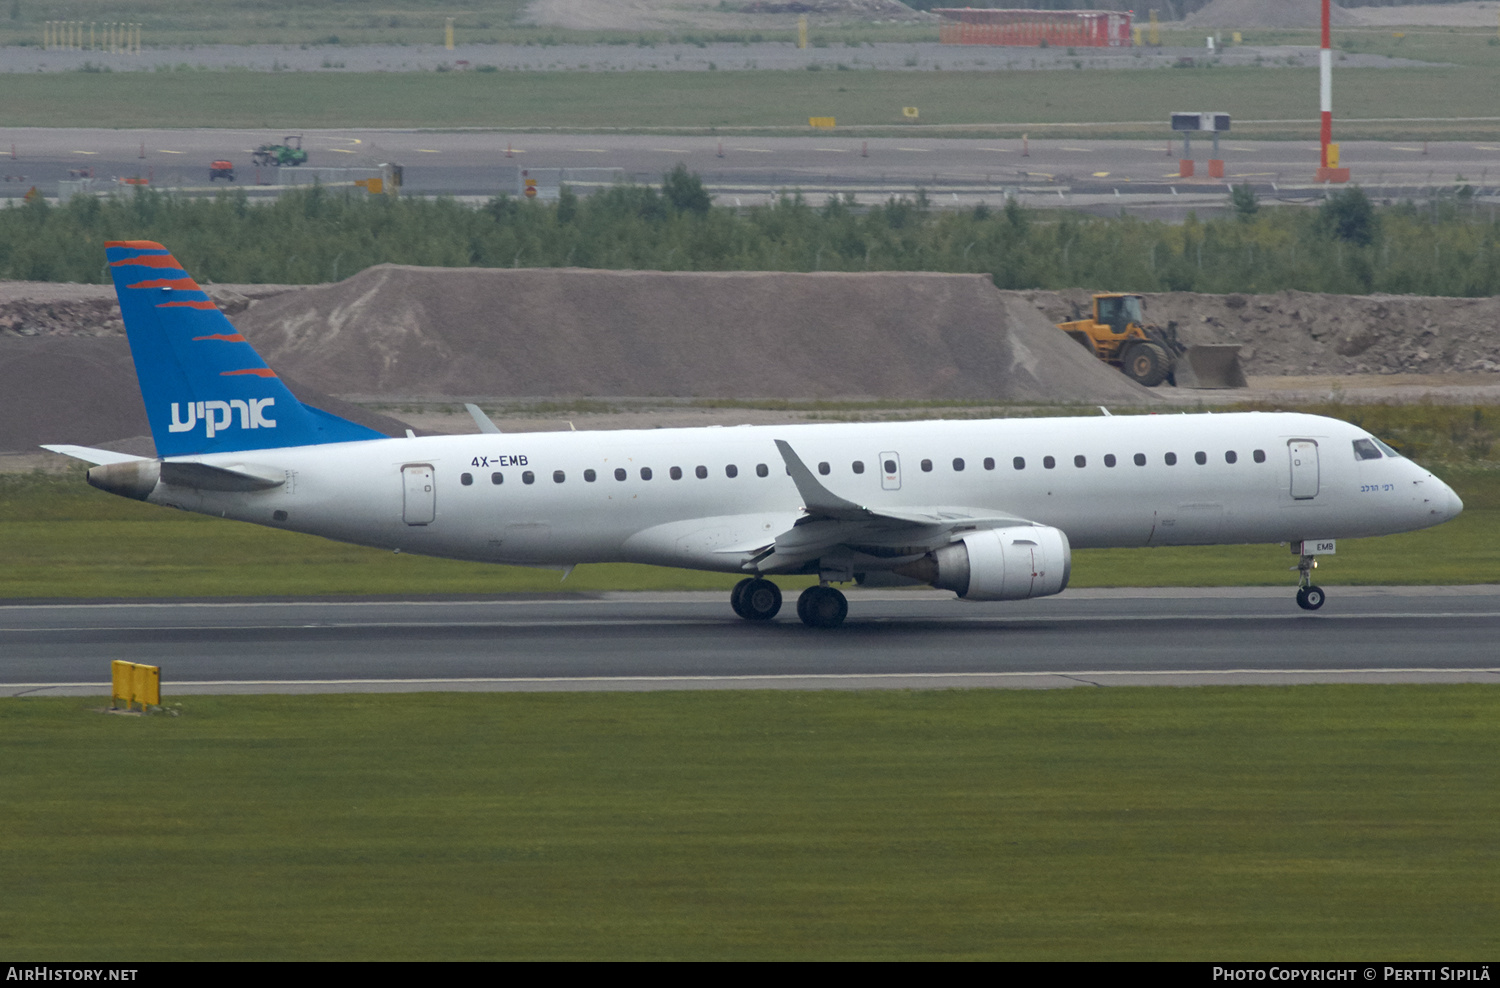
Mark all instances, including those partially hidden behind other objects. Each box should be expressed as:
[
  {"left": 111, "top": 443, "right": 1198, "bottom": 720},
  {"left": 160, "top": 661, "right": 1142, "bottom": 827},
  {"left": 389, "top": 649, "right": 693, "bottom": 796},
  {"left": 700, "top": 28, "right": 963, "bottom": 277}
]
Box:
[{"left": 893, "top": 526, "right": 1071, "bottom": 601}]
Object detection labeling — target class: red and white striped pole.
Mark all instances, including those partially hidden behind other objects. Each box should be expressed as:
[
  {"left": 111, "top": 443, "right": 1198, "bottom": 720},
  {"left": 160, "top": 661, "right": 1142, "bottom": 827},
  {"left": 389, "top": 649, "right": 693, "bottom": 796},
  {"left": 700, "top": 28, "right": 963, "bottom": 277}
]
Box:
[{"left": 1319, "top": 0, "right": 1332, "bottom": 171}]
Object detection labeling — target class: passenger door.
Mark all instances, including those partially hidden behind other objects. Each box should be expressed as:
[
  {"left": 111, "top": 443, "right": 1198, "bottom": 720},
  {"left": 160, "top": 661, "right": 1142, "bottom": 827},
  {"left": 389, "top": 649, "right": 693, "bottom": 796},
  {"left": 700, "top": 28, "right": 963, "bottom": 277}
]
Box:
[
  {"left": 402, "top": 464, "right": 436, "bottom": 525},
  {"left": 1288, "top": 441, "right": 1320, "bottom": 500}
]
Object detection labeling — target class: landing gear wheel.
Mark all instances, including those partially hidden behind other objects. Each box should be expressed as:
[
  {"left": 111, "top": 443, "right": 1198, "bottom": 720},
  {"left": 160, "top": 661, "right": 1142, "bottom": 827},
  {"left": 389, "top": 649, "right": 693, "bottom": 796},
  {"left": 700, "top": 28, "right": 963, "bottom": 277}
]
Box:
[
  {"left": 739, "top": 579, "right": 782, "bottom": 621},
  {"left": 730, "top": 577, "right": 755, "bottom": 618},
  {"left": 1296, "top": 585, "right": 1326, "bottom": 611},
  {"left": 1122, "top": 342, "right": 1171, "bottom": 387},
  {"left": 797, "top": 586, "right": 848, "bottom": 628}
]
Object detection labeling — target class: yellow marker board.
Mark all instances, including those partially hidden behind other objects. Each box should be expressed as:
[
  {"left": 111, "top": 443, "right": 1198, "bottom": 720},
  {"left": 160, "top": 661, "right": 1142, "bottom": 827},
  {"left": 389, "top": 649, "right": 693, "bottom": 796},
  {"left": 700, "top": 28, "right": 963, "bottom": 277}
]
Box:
[
  {"left": 902, "top": 107, "right": 919, "bottom": 119},
  {"left": 809, "top": 117, "right": 835, "bottom": 129},
  {"left": 111, "top": 660, "right": 160, "bottom": 710}
]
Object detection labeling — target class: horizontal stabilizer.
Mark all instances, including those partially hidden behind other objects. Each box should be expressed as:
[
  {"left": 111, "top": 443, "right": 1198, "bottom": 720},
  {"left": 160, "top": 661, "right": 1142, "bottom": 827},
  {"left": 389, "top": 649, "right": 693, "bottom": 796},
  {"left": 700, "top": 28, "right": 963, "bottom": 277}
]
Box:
[{"left": 41, "top": 444, "right": 150, "bottom": 466}]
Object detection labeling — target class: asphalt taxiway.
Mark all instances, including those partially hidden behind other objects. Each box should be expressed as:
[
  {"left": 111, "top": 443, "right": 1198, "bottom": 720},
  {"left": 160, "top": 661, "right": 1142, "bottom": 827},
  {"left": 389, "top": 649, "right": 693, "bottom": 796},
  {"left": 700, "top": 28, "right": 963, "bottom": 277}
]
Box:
[
  {"left": 2, "top": 586, "right": 1496, "bottom": 697},
  {"left": 7, "top": 128, "right": 1499, "bottom": 210}
]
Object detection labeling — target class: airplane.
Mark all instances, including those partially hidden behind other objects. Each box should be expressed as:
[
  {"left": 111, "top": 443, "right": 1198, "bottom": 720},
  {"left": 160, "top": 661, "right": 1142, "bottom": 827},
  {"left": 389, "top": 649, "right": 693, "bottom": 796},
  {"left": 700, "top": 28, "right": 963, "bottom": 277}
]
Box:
[{"left": 44, "top": 240, "right": 1464, "bottom": 628}]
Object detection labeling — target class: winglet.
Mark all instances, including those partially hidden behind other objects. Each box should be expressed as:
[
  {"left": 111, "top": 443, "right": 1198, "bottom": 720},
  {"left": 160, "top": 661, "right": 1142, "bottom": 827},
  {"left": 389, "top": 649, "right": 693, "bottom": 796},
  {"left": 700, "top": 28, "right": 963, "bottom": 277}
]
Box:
[
  {"left": 465, "top": 403, "right": 502, "bottom": 434},
  {"left": 773, "top": 439, "right": 872, "bottom": 521}
]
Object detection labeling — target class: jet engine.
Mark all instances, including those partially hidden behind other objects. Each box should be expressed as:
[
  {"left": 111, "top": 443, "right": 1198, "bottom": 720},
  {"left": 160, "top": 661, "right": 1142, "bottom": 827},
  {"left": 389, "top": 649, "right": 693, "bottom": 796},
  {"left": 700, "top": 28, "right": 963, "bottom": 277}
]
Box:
[{"left": 892, "top": 526, "right": 1071, "bottom": 601}]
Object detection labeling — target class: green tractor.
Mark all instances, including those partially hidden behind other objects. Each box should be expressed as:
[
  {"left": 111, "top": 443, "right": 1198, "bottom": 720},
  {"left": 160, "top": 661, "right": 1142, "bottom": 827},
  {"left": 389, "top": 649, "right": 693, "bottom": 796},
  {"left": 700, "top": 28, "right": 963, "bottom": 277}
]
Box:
[{"left": 252, "top": 135, "right": 308, "bottom": 168}]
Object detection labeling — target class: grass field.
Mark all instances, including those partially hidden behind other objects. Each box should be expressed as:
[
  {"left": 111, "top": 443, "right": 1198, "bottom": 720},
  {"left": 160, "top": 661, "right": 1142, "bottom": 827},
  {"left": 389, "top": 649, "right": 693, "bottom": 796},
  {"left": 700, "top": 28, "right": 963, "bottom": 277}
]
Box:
[
  {"left": 2, "top": 687, "right": 1495, "bottom": 960},
  {"left": 4, "top": 62, "right": 1500, "bottom": 138},
  {"left": 3, "top": 459, "right": 1495, "bottom": 599}
]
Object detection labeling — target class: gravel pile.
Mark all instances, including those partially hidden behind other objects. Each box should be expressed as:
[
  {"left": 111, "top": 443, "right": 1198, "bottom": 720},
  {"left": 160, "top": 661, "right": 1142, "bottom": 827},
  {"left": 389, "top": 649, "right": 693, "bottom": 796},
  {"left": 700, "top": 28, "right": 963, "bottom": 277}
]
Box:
[
  {"left": 1185, "top": 0, "right": 1361, "bottom": 28},
  {"left": 10, "top": 268, "right": 1500, "bottom": 456},
  {"left": 234, "top": 265, "right": 1157, "bottom": 404}
]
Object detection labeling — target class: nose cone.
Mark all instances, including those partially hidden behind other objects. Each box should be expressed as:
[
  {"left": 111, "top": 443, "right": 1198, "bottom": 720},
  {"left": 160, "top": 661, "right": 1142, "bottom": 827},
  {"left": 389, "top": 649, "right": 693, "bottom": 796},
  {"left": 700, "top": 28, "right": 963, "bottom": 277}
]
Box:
[{"left": 1428, "top": 475, "right": 1463, "bottom": 525}]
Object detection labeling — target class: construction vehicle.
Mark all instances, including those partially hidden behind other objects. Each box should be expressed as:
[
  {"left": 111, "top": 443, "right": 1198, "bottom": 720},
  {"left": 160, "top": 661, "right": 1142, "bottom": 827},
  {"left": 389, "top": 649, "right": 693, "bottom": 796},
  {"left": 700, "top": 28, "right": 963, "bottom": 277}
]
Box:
[
  {"left": 208, "top": 160, "right": 235, "bottom": 182},
  {"left": 251, "top": 135, "right": 307, "bottom": 168},
  {"left": 1057, "top": 293, "right": 1247, "bottom": 389}
]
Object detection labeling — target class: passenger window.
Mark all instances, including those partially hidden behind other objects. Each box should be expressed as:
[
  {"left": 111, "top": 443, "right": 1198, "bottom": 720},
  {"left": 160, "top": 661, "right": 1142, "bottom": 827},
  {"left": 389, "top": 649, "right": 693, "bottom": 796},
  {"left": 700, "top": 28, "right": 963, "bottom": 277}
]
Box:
[
  {"left": 983, "top": 457, "right": 995, "bottom": 471},
  {"left": 1165, "top": 452, "right": 1178, "bottom": 466},
  {"left": 883, "top": 459, "right": 897, "bottom": 474},
  {"left": 641, "top": 467, "right": 652, "bottom": 481},
  {"left": 461, "top": 472, "right": 473, "bottom": 486},
  {"left": 670, "top": 466, "right": 682, "bottom": 480},
  {"left": 1013, "top": 457, "right": 1025, "bottom": 470},
  {"left": 553, "top": 470, "right": 565, "bottom": 484},
  {"left": 1225, "top": 451, "right": 1237, "bottom": 464},
  {"left": 953, "top": 458, "right": 965, "bottom": 472},
  {"left": 1043, "top": 456, "right": 1055, "bottom": 469},
  {"left": 491, "top": 472, "right": 503, "bottom": 485},
  {"left": 696, "top": 465, "right": 708, "bottom": 479},
  {"left": 756, "top": 463, "right": 769, "bottom": 478},
  {"left": 726, "top": 464, "right": 738, "bottom": 478},
  {"left": 1352, "top": 439, "right": 1382, "bottom": 461},
  {"left": 818, "top": 462, "right": 830, "bottom": 476},
  {"left": 1104, "top": 454, "right": 1116, "bottom": 468},
  {"left": 1195, "top": 451, "right": 1207, "bottom": 465},
  {"left": 614, "top": 468, "right": 627, "bottom": 481},
  {"left": 1074, "top": 455, "right": 1086, "bottom": 468},
  {"left": 852, "top": 461, "right": 865, "bottom": 474},
  {"left": 522, "top": 471, "right": 535, "bottom": 485},
  {"left": 921, "top": 459, "right": 933, "bottom": 472},
  {"left": 584, "top": 469, "right": 596, "bottom": 482},
  {"left": 1133, "top": 453, "right": 1146, "bottom": 467},
  {"left": 1253, "top": 449, "right": 1267, "bottom": 464}
]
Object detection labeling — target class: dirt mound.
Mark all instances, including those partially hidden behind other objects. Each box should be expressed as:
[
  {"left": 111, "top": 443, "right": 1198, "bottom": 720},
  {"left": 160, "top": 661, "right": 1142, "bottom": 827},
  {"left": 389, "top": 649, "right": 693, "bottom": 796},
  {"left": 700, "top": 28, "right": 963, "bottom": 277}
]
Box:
[
  {"left": 1022, "top": 288, "right": 1500, "bottom": 377},
  {"left": 0, "top": 336, "right": 415, "bottom": 455},
  {"left": 1185, "top": 0, "right": 1361, "bottom": 28},
  {"left": 236, "top": 266, "right": 1157, "bottom": 405}
]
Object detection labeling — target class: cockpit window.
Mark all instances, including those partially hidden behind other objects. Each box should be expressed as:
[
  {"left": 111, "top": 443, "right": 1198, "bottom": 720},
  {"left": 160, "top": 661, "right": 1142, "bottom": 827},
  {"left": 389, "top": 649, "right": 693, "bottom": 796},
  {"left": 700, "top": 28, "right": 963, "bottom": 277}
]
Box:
[
  {"left": 1352, "top": 438, "right": 1383, "bottom": 461},
  {"left": 1374, "top": 438, "right": 1401, "bottom": 458}
]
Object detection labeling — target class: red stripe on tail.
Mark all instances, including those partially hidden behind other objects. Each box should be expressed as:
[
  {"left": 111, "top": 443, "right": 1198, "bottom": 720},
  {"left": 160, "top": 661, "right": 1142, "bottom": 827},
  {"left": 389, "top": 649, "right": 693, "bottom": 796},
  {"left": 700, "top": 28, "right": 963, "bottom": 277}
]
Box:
[{"left": 126, "top": 277, "right": 200, "bottom": 291}]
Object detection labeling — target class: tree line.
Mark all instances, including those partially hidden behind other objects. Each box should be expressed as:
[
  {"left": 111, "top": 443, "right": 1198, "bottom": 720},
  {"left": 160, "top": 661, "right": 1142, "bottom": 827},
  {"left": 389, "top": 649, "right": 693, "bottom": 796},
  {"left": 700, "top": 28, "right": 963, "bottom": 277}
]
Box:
[{"left": 2, "top": 171, "right": 1498, "bottom": 298}]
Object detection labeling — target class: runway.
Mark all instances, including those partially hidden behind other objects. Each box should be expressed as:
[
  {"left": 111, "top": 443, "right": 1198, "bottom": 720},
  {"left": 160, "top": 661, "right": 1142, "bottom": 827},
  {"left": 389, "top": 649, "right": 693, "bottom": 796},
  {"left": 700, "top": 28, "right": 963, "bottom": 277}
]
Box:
[
  {"left": 7, "top": 127, "right": 1500, "bottom": 208},
  {"left": 3, "top": 586, "right": 1497, "bottom": 697}
]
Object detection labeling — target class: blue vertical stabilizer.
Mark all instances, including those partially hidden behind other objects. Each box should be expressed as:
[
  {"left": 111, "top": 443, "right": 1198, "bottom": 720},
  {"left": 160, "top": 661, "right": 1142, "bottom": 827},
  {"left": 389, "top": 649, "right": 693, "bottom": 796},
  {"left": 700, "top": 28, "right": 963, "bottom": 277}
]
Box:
[{"left": 106, "top": 240, "right": 385, "bottom": 456}]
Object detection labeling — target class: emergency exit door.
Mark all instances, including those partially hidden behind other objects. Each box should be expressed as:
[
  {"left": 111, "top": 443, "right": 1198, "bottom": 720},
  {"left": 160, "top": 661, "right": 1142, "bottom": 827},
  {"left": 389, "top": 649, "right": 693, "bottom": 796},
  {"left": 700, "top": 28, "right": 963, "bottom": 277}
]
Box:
[
  {"left": 1288, "top": 441, "right": 1319, "bottom": 500},
  {"left": 880, "top": 451, "right": 901, "bottom": 491},
  {"left": 403, "top": 464, "right": 435, "bottom": 525}
]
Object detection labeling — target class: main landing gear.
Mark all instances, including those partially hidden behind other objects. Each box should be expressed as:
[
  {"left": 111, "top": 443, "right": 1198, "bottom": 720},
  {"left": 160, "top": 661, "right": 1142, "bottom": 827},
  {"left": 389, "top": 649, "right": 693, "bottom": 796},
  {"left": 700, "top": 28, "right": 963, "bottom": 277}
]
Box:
[
  {"left": 797, "top": 585, "right": 848, "bottom": 629},
  {"left": 730, "top": 578, "right": 849, "bottom": 628},
  {"left": 1294, "top": 552, "right": 1326, "bottom": 611},
  {"left": 731, "top": 577, "right": 781, "bottom": 621}
]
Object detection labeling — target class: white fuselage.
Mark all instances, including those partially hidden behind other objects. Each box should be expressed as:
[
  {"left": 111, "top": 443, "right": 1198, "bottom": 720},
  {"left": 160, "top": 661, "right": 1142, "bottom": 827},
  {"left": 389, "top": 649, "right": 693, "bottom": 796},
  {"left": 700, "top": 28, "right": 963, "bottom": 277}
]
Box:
[{"left": 145, "top": 411, "right": 1462, "bottom": 575}]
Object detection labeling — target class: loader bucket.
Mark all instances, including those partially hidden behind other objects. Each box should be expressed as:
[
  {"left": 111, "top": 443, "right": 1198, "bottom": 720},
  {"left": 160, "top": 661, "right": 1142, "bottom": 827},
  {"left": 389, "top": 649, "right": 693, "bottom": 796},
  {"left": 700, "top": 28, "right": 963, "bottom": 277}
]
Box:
[{"left": 1174, "top": 344, "right": 1247, "bottom": 389}]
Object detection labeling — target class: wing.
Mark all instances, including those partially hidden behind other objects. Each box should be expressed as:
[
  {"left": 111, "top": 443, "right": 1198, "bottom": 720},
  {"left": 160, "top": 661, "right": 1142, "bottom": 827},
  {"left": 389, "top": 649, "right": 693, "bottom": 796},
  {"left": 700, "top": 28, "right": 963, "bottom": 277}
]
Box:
[{"left": 749, "top": 440, "right": 1039, "bottom": 573}]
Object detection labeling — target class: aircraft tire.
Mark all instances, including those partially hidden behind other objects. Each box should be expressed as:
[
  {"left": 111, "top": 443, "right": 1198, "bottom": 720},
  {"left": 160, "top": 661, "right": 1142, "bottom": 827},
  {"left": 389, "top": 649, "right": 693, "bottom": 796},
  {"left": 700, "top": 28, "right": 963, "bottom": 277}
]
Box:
[
  {"left": 730, "top": 577, "right": 755, "bottom": 619},
  {"left": 798, "top": 586, "right": 848, "bottom": 628},
  {"left": 1298, "top": 585, "right": 1326, "bottom": 611},
  {"left": 741, "top": 579, "right": 782, "bottom": 621}
]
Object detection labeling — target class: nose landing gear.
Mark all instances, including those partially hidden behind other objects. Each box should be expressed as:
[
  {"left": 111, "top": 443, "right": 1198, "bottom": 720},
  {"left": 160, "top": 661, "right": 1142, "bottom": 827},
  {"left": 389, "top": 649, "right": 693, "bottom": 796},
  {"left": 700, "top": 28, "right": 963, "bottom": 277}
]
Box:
[{"left": 1293, "top": 552, "right": 1326, "bottom": 611}]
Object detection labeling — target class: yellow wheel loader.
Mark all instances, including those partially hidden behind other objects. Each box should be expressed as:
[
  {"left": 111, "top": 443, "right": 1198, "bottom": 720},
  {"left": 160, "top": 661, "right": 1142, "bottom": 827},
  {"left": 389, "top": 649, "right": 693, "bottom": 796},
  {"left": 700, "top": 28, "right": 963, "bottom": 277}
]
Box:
[{"left": 1056, "top": 293, "right": 1247, "bottom": 389}]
